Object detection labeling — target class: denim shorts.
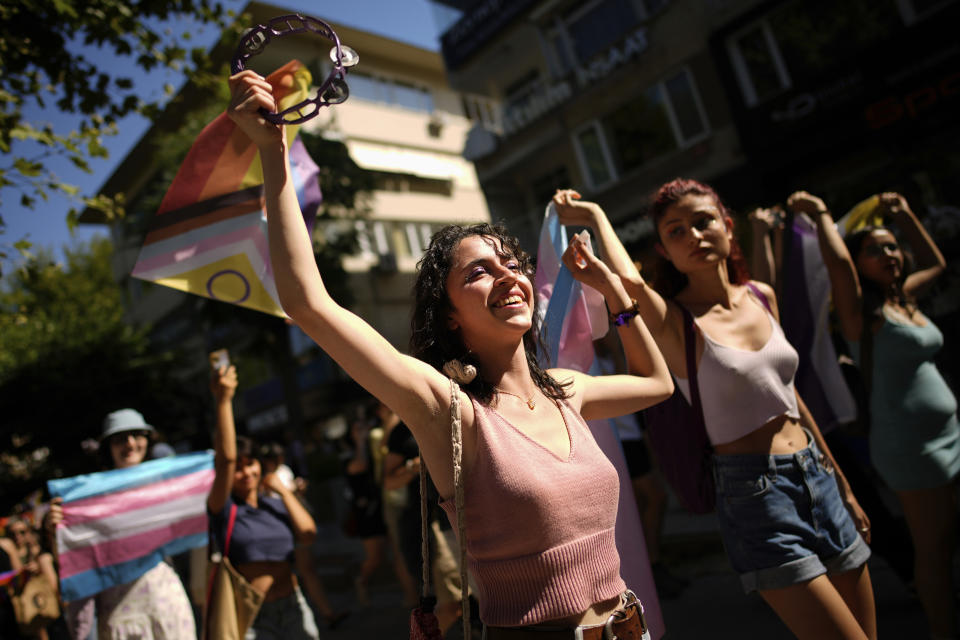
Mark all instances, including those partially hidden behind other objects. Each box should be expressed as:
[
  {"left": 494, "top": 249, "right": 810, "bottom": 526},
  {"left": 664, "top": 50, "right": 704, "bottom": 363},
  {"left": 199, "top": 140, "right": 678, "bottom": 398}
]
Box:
[
  {"left": 713, "top": 431, "right": 871, "bottom": 593},
  {"left": 245, "top": 586, "right": 319, "bottom": 640}
]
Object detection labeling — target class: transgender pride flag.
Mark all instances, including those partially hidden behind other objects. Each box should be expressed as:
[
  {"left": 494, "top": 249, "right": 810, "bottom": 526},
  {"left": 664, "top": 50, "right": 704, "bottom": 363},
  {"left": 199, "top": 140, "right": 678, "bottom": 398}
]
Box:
[
  {"left": 48, "top": 452, "right": 214, "bottom": 602},
  {"left": 534, "top": 203, "right": 664, "bottom": 640},
  {"left": 535, "top": 202, "right": 608, "bottom": 369}
]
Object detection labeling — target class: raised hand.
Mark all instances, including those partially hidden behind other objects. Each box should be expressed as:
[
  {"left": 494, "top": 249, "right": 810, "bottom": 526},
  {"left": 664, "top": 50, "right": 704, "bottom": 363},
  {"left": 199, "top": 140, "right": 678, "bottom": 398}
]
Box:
[
  {"left": 211, "top": 365, "right": 238, "bottom": 404},
  {"left": 552, "top": 189, "right": 603, "bottom": 228},
  {"left": 878, "top": 192, "right": 911, "bottom": 218},
  {"left": 749, "top": 205, "right": 784, "bottom": 230},
  {"left": 261, "top": 471, "right": 288, "bottom": 495},
  {"left": 227, "top": 70, "right": 284, "bottom": 148},
  {"left": 786, "top": 190, "right": 828, "bottom": 217},
  {"left": 561, "top": 231, "right": 617, "bottom": 295}
]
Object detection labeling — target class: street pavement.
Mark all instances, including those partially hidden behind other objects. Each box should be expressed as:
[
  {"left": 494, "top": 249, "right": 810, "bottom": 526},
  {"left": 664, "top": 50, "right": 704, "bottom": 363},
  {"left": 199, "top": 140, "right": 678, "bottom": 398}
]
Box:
[{"left": 307, "top": 478, "right": 928, "bottom": 638}]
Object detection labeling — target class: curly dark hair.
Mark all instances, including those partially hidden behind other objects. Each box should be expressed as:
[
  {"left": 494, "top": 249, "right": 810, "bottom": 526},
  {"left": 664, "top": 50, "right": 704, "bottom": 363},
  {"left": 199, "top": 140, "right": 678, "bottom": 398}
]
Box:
[
  {"left": 410, "top": 223, "right": 570, "bottom": 404},
  {"left": 647, "top": 178, "right": 751, "bottom": 299}
]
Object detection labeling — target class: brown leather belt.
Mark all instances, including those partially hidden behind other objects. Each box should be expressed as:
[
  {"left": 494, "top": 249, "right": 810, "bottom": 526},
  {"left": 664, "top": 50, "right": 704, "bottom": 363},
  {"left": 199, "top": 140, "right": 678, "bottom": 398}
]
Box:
[{"left": 483, "top": 592, "right": 647, "bottom": 640}]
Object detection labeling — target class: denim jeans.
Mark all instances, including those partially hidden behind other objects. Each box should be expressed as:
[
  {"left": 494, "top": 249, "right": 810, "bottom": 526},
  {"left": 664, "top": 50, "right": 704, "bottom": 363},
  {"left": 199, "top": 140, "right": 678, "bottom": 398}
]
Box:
[{"left": 245, "top": 587, "right": 319, "bottom": 640}]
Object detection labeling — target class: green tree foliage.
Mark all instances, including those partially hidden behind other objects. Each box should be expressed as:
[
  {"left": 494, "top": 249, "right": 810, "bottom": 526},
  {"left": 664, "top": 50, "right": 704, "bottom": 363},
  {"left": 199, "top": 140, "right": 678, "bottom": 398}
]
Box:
[
  {"left": 0, "top": 237, "right": 203, "bottom": 512},
  {"left": 0, "top": 0, "right": 243, "bottom": 231}
]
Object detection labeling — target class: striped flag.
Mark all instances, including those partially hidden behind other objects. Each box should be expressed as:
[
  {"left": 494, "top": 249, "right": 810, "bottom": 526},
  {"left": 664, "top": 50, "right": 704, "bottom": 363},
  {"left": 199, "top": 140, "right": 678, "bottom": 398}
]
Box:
[
  {"left": 534, "top": 203, "right": 664, "bottom": 640},
  {"left": 780, "top": 213, "right": 857, "bottom": 433},
  {"left": 535, "top": 202, "right": 608, "bottom": 371},
  {"left": 131, "top": 60, "right": 322, "bottom": 317},
  {"left": 47, "top": 451, "right": 214, "bottom": 602},
  {"left": 837, "top": 194, "right": 884, "bottom": 235}
]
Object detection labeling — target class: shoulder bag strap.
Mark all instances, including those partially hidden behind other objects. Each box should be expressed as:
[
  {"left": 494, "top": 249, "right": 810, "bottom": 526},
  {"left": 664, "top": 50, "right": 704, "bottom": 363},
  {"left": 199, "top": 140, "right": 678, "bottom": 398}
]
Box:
[
  {"left": 417, "top": 379, "right": 470, "bottom": 638},
  {"left": 680, "top": 305, "right": 704, "bottom": 428},
  {"left": 202, "top": 502, "right": 238, "bottom": 640},
  {"left": 449, "top": 378, "right": 469, "bottom": 640},
  {"left": 224, "top": 503, "right": 237, "bottom": 557},
  {"left": 745, "top": 281, "right": 772, "bottom": 314}
]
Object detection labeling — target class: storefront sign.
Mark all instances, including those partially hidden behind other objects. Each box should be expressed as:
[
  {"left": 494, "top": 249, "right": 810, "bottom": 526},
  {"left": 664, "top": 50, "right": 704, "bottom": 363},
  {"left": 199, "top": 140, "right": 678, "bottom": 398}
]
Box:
[{"left": 500, "top": 27, "right": 649, "bottom": 137}]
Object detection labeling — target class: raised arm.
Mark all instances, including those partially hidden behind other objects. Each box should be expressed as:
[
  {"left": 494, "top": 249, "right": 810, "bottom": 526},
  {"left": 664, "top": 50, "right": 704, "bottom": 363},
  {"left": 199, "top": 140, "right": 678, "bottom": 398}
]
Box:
[
  {"left": 207, "top": 365, "right": 238, "bottom": 514},
  {"left": 748, "top": 206, "right": 782, "bottom": 290},
  {"left": 227, "top": 72, "right": 459, "bottom": 493},
  {"left": 881, "top": 192, "right": 946, "bottom": 298},
  {"left": 261, "top": 473, "right": 316, "bottom": 544},
  {"left": 786, "top": 191, "right": 863, "bottom": 342},
  {"left": 551, "top": 189, "right": 686, "bottom": 366},
  {"left": 552, "top": 232, "right": 673, "bottom": 421}
]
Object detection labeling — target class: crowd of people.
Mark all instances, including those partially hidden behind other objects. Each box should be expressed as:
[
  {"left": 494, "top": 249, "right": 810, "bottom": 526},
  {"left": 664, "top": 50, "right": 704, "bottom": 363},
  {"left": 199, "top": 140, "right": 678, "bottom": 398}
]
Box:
[{"left": 0, "top": 67, "right": 956, "bottom": 640}]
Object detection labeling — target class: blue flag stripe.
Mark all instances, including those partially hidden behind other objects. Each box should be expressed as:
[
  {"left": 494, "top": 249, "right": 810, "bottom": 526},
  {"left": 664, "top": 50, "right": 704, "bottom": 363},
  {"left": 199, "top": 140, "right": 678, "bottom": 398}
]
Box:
[
  {"left": 59, "top": 532, "right": 207, "bottom": 602},
  {"left": 48, "top": 451, "right": 214, "bottom": 503}
]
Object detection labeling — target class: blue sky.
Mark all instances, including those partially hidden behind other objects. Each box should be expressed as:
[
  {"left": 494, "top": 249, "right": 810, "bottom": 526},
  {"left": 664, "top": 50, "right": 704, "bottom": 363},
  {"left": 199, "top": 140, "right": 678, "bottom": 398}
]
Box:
[{"left": 1, "top": 0, "right": 453, "bottom": 267}]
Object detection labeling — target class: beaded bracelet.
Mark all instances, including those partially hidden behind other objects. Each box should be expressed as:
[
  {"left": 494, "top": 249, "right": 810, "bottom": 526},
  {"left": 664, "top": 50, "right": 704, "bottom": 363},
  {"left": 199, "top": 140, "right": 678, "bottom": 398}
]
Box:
[{"left": 610, "top": 299, "right": 640, "bottom": 326}]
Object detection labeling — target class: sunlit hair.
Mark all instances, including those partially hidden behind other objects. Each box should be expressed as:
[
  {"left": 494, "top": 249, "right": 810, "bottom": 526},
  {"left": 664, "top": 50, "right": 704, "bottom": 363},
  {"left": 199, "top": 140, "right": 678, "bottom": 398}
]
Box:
[
  {"left": 647, "top": 178, "right": 750, "bottom": 298},
  {"left": 410, "top": 223, "right": 570, "bottom": 404}
]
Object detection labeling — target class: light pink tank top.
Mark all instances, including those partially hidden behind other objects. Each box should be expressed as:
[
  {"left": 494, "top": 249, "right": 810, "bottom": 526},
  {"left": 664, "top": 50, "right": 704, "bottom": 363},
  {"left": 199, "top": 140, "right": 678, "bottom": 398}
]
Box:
[
  {"left": 674, "top": 294, "right": 800, "bottom": 445},
  {"left": 439, "top": 396, "right": 625, "bottom": 626}
]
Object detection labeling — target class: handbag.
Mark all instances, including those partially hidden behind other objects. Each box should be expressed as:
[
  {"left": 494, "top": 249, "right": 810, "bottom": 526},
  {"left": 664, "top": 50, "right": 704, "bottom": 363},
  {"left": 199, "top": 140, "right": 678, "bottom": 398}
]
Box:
[
  {"left": 410, "top": 377, "right": 470, "bottom": 640},
  {"left": 643, "top": 301, "right": 714, "bottom": 514},
  {"left": 202, "top": 504, "right": 265, "bottom": 640},
  {"left": 10, "top": 573, "right": 60, "bottom": 636}
]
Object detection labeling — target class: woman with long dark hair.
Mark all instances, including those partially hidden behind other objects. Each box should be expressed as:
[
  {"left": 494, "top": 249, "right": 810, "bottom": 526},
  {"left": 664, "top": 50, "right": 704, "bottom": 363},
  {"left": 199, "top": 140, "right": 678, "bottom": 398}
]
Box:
[
  {"left": 554, "top": 180, "right": 876, "bottom": 639},
  {"left": 226, "top": 70, "right": 673, "bottom": 638},
  {"left": 794, "top": 190, "right": 958, "bottom": 639}
]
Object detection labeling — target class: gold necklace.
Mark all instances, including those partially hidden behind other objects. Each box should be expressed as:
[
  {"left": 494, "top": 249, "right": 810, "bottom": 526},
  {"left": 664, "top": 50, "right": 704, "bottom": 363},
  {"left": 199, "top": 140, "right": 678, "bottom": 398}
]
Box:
[{"left": 495, "top": 387, "right": 536, "bottom": 410}]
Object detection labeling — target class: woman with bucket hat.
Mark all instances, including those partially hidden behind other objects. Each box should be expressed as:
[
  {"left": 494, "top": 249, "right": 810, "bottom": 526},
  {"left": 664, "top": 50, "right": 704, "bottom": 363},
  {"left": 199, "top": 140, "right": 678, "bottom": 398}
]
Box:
[{"left": 45, "top": 409, "right": 197, "bottom": 639}]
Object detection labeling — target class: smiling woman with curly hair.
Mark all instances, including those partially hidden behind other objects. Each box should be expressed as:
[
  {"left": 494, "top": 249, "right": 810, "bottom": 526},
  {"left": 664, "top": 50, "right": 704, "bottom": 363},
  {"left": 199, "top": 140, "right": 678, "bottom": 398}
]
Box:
[{"left": 227, "top": 69, "right": 673, "bottom": 639}]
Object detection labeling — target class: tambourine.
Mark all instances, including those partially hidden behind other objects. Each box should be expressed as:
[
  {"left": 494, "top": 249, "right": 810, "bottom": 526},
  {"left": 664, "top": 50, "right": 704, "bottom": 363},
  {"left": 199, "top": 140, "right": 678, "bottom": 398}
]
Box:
[{"left": 230, "top": 14, "right": 359, "bottom": 124}]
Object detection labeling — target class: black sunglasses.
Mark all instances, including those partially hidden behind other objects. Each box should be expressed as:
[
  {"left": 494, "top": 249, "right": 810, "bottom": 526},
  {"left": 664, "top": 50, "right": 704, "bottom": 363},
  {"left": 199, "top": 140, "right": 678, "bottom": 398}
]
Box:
[{"left": 109, "top": 430, "right": 150, "bottom": 445}]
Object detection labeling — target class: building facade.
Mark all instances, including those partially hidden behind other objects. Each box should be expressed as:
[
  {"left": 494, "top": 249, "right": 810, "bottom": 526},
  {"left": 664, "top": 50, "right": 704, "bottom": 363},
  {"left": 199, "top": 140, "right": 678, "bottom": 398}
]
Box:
[{"left": 434, "top": 0, "right": 959, "bottom": 255}]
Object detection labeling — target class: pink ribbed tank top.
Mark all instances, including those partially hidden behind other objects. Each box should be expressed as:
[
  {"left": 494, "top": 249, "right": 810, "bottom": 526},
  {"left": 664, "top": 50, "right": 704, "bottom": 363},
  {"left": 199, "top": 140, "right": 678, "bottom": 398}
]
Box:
[
  {"left": 675, "top": 294, "right": 800, "bottom": 445},
  {"left": 439, "top": 396, "right": 625, "bottom": 627}
]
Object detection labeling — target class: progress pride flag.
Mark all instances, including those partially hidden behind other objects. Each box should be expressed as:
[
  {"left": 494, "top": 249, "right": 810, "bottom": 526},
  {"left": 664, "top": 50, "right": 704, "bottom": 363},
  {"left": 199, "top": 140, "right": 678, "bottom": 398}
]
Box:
[{"left": 48, "top": 451, "right": 214, "bottom": 601}]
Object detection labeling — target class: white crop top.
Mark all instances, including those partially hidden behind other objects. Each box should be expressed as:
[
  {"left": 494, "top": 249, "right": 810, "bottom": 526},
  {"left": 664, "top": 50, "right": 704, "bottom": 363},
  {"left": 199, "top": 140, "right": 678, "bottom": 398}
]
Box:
[{"left": 674, "top": 297, "right": 800, "bottom": 445}]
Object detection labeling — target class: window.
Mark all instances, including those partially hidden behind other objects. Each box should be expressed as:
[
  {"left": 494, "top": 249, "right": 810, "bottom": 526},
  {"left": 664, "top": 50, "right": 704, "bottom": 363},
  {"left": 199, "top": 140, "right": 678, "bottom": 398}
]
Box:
[
  {"left": 605, "top": 85, "right": 675, "bottom": 173},
  {"left": 663, "top": 70, "right": 708, "bottom": 142},
  {"left": 572, "top": 68, "right": 710, "bottom": 185},
  {"left": 564, "top": 0, "right": 639, "bottom": 64},
  {"left": 546, "top": 0, "right": 641, "bottom": 75},
  {"left": 727, "top": 20, "right": 791, "bottom": 107},
  {"left": 573, "top": 122, "right": 616, "bottom": 189},
  {"left": 390, "top": 224, "right": 411, "bottom": 258},
  {"left": 419, "top": 224, "right": 434, "bottom": 251},
  {"left": 354, "top": 221, "right": 375, "bottom": 259},
  {"left": 343, "top": 72, "right": 434, "bottom": 113},
  {"left": 372, "top": 171, "right": 453, "bottom": 196}
]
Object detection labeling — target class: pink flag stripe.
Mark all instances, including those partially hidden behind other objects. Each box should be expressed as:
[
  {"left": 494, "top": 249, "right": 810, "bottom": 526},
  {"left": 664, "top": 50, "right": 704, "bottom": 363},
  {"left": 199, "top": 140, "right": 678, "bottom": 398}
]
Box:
[
  {"left": 132, "top": 216, "right": 271, "bottom": 276},
  {"left": 58, "top": 514, "right": 208, "bottom": 578},
  {"left": 62, "top": 468, "right": 214, "bottom": 526},
  {"left": 58, "top": 492, "right": 209, "bottom": 553}
]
